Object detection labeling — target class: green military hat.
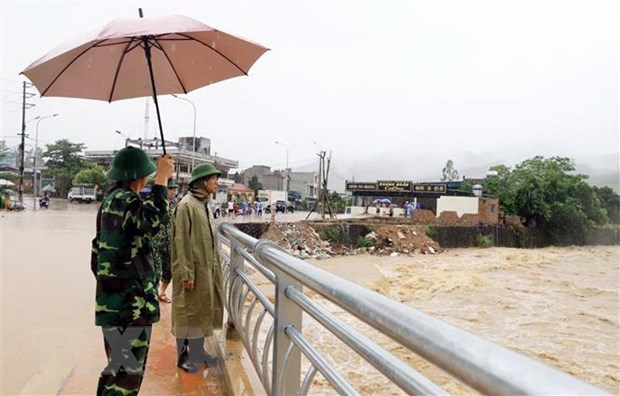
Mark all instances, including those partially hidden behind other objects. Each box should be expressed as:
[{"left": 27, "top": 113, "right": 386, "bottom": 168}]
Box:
[
  {"left": 107, "top": 146, "right": 156, "bottom": 181},
  {"left": 167, "top": 179, "right": 178, "bottom": 189},
  {"left": 189, "top": 163, "right": 222, "bottom": 185}
]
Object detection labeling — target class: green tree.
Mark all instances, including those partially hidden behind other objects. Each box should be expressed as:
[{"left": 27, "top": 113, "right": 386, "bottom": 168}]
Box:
[
  {"left": 483, "top": 165, "right": 514, "bottom": 211},
  {"left": 73, "top": 162, "right": 109, "bottom": 189},
  {"left": 594, "top": 186, "right": 620, "bottom": 224},
  {"left": 441, "top": 159, "right": 459, "bottom": 182},
  {"left": 459, "top": 180, "right": 473, "bottom": 194},
  {"left": 233, "top": 172, "right": 243, "bottom": 183},
  {"left": 329, "top": 191, "right": 350, "bottom": 214},
  {"left": 248, "top": 175, "right": 262, "bottom": 194},
  {"left": 43, "top": 139, "right": 86, "bottom": 197},
  {"left": 506, "top": 156, "right": 605, "bottom": 244}
]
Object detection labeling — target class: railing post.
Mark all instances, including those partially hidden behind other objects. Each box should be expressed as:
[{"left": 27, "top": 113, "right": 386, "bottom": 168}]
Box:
[
  {"left": 255, "top": 242, "right": 302, "bottom": 396},
  {"left": 272, "top": 271, "right": 302, "bottom": 396},
  {"left": 227, "top": 237, "right": 244, "bottom": 328}
]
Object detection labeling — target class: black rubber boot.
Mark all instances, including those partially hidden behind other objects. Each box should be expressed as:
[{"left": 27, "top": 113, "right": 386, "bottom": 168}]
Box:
[
  {"left": 188, "top": 337, "right": 218, "bottom": 366},
  {"left": 176, "top": 338, "right": 198, "bottom": 373}
]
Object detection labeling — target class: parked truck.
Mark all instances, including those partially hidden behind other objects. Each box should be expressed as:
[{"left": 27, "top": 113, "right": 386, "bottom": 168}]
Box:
[
  {"left": 67, "top": 185, "right": 97, "bottom": 203},
  {"left": 257, "top": 189, "right": 286, "bottom": 208}
]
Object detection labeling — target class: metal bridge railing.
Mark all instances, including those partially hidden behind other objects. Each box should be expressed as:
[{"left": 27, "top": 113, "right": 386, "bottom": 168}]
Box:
[{"left": 218, "top": 222, "right": 608, "bottom": 396}]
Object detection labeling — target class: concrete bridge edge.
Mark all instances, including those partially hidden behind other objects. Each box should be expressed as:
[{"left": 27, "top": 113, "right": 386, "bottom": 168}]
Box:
[{"left": 215, "top": 323, "right": 266, "bottom": 396}]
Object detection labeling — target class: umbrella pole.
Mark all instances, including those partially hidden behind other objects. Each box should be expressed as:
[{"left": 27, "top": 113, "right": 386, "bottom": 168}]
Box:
[{"left": 142, "top": 37, "right": 167, "bottom": 154}]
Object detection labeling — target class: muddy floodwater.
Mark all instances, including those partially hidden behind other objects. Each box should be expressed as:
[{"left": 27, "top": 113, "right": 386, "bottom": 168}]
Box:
[
  {"left": 1, "top": 201, "right": 619, "bottom": 394},
  {"left": 308, "top": 248, "right": 619, "bottom": 394}
]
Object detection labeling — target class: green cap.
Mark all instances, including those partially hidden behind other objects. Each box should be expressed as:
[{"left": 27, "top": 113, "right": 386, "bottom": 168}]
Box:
[
  {"left": 106, "top": 147, "right": 156, "bottom": 181},
  {"left": 189, "top": 163, "right": 222, "bottom": 185},
  {"left": 167, "top": 179, "right": 178, "bottom": 189}
]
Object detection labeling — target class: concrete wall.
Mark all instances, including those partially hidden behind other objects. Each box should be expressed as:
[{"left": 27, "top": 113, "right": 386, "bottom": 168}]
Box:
[
  {"left": 344, "top": 206, "right": 405, "bottom": 217},
  {"left": 478, "top": 197, "right": 500, "bottom": 224},
  {"left": 345, "top": 206, "right": 366, "bottom": 215},
  {"left": 428, "top": 225, "right": 525, "bottom": 248},
  {"left": 436, "top": 196, "right": 478, "bottom": 218}
]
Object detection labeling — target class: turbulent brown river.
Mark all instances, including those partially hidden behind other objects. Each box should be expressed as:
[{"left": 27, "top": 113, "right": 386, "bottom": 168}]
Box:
[{"left": 1, "top": 201, "right": 618, "bottom": 394}]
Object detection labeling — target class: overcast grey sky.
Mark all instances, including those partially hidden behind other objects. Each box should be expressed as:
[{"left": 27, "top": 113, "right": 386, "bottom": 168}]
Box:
[{"left": 1, "top": 0, "right": 618, "bottom": 187}]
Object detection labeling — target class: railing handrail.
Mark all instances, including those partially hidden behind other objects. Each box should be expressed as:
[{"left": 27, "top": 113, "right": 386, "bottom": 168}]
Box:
[{"left": 219, "top": 222, "right": 608, "bottom": 395}]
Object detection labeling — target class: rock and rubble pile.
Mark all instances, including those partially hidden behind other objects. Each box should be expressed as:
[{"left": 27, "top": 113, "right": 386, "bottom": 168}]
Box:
[
  {"left": 259, "top": 221, "right": 443, "bottom": 259},
  {"left": 359, "top": 224, "right": 443, "bottom": 256},
  {"left": 260, "top": 222, "right": 335, "bottom": 260}
]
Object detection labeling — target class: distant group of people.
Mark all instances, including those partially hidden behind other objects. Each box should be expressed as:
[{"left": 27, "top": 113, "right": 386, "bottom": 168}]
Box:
[
  {"left": 403, "top": 201, "right": 422, "bottom": 217},
  {"left": 227, "top": 199, "right": 263, "bottom": 217},
  {"left": 91, "top": 146, "right": 225, "bottom": 395},
  {"left": 370, "top": 200, "right": 422, "bottom": 218}
]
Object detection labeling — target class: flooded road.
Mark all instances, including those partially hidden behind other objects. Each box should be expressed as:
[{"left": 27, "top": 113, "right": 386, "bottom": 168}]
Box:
[
  {"left": 1, "top": 201, "right": 99, "bottom": 395},
  {"left": 1, "top": 201, "right": 619, "bottom": 394}
]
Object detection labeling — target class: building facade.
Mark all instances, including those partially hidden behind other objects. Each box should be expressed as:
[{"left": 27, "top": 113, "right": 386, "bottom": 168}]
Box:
[
  {"left": 85, "top": 136, "right": 238, "bottom": 193},
  {"left": 241, "top": 165, "right": 318, "bottom": 201},
  {"left": 243, "top": 165, "right": 283, "bottom": 191},
  {"left": 288, "top": 171, "right": 318, "bottom": 200}
]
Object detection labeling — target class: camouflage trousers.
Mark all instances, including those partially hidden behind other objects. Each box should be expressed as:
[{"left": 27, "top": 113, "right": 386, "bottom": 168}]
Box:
[{"left": 97, "top": 326, "right": 152, "bottom": 396}]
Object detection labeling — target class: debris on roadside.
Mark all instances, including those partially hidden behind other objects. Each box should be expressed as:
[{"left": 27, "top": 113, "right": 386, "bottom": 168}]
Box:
[
  {"left": 259, "top": 222, "right": 443, "bottom": 259},
  {"left": 260, "top": 222, "right": 334, "bottom": 260}
]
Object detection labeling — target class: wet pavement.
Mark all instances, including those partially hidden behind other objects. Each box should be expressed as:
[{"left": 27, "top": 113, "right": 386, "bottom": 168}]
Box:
[{"left": 58, "top": 303, "right": 227, "bottom": 395}]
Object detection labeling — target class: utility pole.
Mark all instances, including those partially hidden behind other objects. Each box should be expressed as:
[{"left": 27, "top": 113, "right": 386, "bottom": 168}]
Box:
[
  {"left": 306, "top": 148, "right": 334, "bottom": 220},
  {"left": 274, "top": 141, "right": 289, "bottom": 194},
  {"left": 317, "top": 150, "right": 324, "bottom": 218},
  {"left": 324, "top": 151, "right": 335, "bottom": 219},
  {"left": 18, "top": 81, "right": 35, "bottom": 206}
]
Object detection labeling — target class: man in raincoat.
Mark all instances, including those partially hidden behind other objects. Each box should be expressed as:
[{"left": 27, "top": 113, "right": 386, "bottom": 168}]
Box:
[{"left": 171, "top": 163, "right": 224, "bottom": 373}]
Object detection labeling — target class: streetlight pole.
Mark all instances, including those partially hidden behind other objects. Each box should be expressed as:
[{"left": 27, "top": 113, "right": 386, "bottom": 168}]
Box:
[
  {"left": 115, "top": 130, "right": 130, "bottom": 147},
  {"left": 33, "top": 113, "right": 58, "bottom": 211},
  {"left": 274, "top": 141, "right": 289, "bottom": 194},
  {"left": 172, "top": 94, "right": 197, "bottom": 172}
]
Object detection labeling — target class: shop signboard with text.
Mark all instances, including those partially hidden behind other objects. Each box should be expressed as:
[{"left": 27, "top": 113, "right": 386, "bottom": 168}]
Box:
[
  {"left": 412, "top": 184, "right": 447, "bottom": 194},
  {"left": 345, "top": 182, "right": 377, "bottom": 191},
  {"left": 377, "top": 181, "right": 412, "bottom": 192}
]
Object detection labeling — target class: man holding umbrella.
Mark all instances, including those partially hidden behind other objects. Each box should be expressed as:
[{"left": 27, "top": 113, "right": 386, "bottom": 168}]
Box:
[{"left": 91, "top": 147, "right": 174, "bottom": 395}]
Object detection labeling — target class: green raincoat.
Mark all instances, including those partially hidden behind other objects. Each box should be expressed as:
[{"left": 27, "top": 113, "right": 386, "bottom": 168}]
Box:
[{"left": 171, "top": 189, "right": 224, "bottom": 338}]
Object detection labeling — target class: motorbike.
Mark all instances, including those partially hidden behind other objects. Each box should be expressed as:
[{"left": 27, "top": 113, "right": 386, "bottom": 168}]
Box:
[{"left": 39, "top": 197, "right": 50, "bottom": 209}]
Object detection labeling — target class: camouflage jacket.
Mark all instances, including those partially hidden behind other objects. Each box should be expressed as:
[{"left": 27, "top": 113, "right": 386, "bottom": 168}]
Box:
[
  {"left": 151, "top": 203, "right": 174, "bottom": 284},
  {"left": 91, "top": 185, "right": 169, "bottom": 327}
]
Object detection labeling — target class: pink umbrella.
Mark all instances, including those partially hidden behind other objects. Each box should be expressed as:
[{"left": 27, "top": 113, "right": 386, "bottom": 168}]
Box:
[{"left": 21, "top": 9, "right": 268, "bottom": 153}]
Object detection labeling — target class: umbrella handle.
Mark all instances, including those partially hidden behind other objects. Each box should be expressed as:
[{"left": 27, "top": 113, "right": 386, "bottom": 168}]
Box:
[{"left": 142, "top": 36, "right": 167, "bottom": 154}]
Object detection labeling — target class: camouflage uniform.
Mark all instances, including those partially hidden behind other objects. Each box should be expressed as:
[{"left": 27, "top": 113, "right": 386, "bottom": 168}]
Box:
[
  {"left": 151, "top": 204, "right": 174, "bottom": 287},
  {"left": 91, "top": 184, "right": 169, "bottom": 396}
]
